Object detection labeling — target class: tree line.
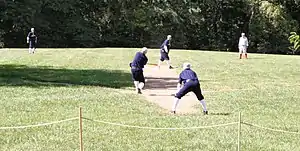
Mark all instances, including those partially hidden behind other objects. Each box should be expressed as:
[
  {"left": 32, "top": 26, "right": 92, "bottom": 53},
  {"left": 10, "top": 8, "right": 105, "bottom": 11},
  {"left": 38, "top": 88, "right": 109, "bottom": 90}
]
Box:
[{"left": 0, "top": 0, "right": 299, "bottom": 54}]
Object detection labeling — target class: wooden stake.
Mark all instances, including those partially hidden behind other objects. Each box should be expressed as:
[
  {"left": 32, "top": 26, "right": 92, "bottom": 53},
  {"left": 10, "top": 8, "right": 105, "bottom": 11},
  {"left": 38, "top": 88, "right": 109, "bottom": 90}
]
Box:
[
  {"left": 79, "top": 107, "right": 83, "bottom": 151},
  {"left": 238, "top": 112, "right": 242, "bottom": 151}
]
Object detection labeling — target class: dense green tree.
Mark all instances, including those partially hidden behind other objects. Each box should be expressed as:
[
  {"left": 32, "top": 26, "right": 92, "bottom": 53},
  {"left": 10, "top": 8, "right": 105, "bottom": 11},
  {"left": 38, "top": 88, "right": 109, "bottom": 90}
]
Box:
[{"left": 0, "top": 0, "right": 299, "bottom": 55}]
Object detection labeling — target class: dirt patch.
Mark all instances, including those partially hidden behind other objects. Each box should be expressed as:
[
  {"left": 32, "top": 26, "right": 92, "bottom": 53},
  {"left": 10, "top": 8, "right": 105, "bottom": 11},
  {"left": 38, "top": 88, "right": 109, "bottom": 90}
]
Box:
[{"left": 142, "top": 65, "right": 201, "bottom": 114}]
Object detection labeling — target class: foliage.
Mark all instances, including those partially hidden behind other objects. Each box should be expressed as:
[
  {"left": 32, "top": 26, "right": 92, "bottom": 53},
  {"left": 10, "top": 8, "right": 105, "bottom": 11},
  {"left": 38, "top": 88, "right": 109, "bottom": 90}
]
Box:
[
  {"left": 249, "top": 0, "right": 298, "bottom": 54},
  {"left": 0, "top": 0, "right": 300, "bottom": 54},
  {"left": 288, "top": 32, "right": 300, "bottom": 54}
]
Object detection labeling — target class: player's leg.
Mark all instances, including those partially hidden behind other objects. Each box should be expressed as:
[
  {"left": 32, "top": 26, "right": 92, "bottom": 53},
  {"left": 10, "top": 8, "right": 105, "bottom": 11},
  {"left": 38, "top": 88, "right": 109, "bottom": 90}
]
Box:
[
  {"left": 165, "top": 55, "right": 173, "bottom": 69},
  {"left": 244, "top": 47, "right": 248, "bottom": 59},
  {"left": 163, "top": 53, "right": 173, "bottom": 69},
  {"left": 138, "top": 71, "right": 145, "bottom": 90},
  {"left": 158, "top": 53, "right": 164, "bottom": 69},
  {"left": 32, "top": 42, "right": 36, "bottom": 53},
  {"left": 171, "top": 84, "right": 192, "bottom": 113},
  {"left": 131, "top": 69, "right": 142, "bottom": 94},
  {"left": 192, "top": 83, "right": 208, "bottom": 115},
  {"left": 239, "top": 47, "right": 243, "bottom": 59},
  {"left": 29, "top": 41, "right": 32, "bottom": 54}
]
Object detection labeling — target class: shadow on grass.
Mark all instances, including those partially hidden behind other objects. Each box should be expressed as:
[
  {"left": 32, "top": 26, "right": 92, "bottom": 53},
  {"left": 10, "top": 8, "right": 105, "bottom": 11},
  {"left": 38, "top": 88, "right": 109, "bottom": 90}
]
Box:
[
  {"left": 148, "top": 93, "right": 192, "bottom": 96},
  {"left": 144, "top": 77, "right": 215, "bottom": 90},
  {"left": 144, "top": 77, "right": 178, "bottom": 89},
  {"left": 0, "top": 64, "right": 132, "bottom": 88}
]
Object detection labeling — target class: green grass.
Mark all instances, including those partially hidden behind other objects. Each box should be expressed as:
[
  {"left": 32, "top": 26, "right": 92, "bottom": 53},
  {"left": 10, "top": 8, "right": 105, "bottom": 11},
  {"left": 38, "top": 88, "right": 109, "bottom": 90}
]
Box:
[{"left": 0, "top": 48, "right": 299, "bottom": 151}]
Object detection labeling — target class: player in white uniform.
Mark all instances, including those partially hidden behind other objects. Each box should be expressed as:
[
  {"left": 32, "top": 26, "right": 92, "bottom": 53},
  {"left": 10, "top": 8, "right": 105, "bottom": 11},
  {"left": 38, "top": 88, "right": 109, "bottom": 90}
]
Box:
[{"left": 238, "top": 33, "right": 249, "bottom": 59}]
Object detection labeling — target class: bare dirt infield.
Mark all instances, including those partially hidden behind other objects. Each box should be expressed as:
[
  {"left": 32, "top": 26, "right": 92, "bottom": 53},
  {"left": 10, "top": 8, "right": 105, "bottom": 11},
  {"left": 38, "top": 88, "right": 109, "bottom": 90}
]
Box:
[{"left": 142, "top": 65, "right": 201, "bottom": 114}]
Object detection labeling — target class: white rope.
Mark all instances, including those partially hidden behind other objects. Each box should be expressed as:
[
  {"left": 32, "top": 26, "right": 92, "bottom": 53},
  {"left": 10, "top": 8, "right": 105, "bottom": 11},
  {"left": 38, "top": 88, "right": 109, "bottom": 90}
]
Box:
[
  {"left": 83, "top": 117, "right": 238, "bottom": 130},
  {"left": 0, "top": 117, "right": 78, "bottom": 130},
  {"left": 243, "top": 122, "right": 300, "bottom": 135}
]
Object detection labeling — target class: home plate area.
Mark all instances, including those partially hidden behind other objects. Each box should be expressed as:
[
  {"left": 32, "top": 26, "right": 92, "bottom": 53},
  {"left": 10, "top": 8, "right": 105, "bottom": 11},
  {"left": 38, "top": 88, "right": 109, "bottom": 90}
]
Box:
[{"left": 142, "top": 65, "right": 201, "bottom": 114}]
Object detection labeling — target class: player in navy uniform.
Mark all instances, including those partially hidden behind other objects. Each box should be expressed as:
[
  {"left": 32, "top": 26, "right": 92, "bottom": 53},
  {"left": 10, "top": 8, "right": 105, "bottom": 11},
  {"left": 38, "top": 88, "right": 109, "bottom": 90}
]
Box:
[
  {"left": 171, "top": 63, "right": 208, "bottom": 115},
  {"left": 130, "top": 47, "right": 148, "bottom": 94},
  {"left": 158, "top": 35, "right": 173, "bottom": 69},
  {"left": 27, "top": 28, "right": 37, "bottom": 54}
]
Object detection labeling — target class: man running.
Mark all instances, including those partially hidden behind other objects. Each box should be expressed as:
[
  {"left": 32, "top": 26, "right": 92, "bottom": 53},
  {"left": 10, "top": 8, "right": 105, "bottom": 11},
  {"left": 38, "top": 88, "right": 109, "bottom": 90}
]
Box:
[
  {"left": 158, "top": 35, "right": 173, "bottom": 69},
  {"left": 130, "top": 47, "right": 148, "bottom": 94},
  {"left": 27, "top": 28, "right": 37, "bottom": 54}
]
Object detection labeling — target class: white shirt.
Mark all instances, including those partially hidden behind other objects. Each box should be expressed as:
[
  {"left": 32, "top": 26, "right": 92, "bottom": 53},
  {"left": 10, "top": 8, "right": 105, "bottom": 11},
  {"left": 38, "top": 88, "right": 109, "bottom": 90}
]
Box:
[{"left": 239, "top": 37, "right": 248, "bottom": 47}]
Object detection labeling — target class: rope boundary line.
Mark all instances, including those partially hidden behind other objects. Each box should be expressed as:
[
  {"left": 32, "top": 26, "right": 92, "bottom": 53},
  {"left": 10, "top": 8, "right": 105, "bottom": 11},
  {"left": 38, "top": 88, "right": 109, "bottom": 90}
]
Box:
[
  {"left": 83, "top": 117, "right": 238, "bottom": 130},
  {"left": 0, "top": 117, "right": 78, "bottom": 130},
  {"left": 0, "top": 117, "right": 299, "bottom": 135},
  {"left": 243, "top": 122, "right": 300, "bottom": 135},
  {"left": 83, "top": 118, "right": 300, "bottom": 134}
]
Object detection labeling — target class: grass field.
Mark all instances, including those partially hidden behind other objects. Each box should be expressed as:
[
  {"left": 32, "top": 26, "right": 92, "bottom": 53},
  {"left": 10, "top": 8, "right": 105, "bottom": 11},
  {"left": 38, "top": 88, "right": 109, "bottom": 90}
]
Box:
[{"left": 0, "top": 48, "right": 299, "bottom": 151}]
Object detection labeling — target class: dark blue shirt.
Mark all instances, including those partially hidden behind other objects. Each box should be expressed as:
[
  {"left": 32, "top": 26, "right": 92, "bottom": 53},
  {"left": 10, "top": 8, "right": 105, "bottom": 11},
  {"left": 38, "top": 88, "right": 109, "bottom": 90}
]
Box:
[
  {"left": 27, "top": 32, "right": 37, "bottom": 42},
  {"left": 131, "top": 52, "right": 148, "bottom": 69},
  {"left": 160, "top": 39, "right": 170, "bottom": 52},
  {"left": 178, "top": 68, "right": 199, "bottom": 84}
]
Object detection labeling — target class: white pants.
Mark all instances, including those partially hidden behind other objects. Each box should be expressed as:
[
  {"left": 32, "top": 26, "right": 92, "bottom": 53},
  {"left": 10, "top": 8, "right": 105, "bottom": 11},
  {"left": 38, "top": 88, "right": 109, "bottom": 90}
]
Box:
[{"left": 239, "top": 46, "right": 247, "bottom": 54}]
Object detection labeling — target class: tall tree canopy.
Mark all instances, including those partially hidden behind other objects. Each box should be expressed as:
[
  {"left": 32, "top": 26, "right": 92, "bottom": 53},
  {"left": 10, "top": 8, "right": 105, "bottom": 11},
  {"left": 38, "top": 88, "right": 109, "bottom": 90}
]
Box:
[{"left": 1, "top": 0, "right": 299, "bottom": 54}]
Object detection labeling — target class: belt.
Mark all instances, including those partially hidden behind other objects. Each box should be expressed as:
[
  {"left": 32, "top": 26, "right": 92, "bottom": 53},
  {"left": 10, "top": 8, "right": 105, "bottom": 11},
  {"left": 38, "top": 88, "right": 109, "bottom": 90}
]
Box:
[
  {"left": 186, "top": 79, "right": 197, "bottom": 82},
  {"left": 131, "top": 66, "right": 141, "bottom": 70}
]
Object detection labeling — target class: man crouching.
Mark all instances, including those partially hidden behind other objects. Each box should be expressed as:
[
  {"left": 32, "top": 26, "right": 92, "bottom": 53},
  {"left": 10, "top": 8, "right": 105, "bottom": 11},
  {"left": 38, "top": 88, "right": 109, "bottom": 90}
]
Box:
[
  {"left": 130, "top": 47, "right": 148, "bottom": 94},
  {"left": 171, "top": 63, "right": 208, "bottom": 115}
]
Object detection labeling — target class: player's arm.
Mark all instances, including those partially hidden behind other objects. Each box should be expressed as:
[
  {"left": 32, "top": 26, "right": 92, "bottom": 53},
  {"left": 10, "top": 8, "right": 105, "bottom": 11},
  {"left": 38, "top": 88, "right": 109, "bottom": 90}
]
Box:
[
  {"left": 35, "top": 36, "right": 37, "bottom": 43},
  {"left": 176, "top": 74, "right": 183, "bottom": 93},
  {"left": 246, "top": 38, "right": 249, "bottom": 47},
  {"left": 144, "top": 56, "right": 148, "bottom": 65},
  {"left": 26, "top": 33, "right": 30, "bottom": 43},
  {"left": 176, "top": 83, "right": 182, "bottom": 91},
  {"left": 164, "top": 45, "right": 168, "bottom": 53}
]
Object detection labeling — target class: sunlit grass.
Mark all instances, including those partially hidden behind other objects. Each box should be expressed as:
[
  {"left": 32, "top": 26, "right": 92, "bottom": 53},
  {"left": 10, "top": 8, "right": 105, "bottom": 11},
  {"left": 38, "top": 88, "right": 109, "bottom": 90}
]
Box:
[{"left": 0, "top": 48, "right": 299, "bottom": 151}]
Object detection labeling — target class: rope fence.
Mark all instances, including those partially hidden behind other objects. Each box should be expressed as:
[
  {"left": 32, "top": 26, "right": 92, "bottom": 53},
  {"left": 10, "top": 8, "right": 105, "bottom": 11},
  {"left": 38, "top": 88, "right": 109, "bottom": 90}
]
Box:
[
  {"left": 243, "top": 122, "right": 300, "bottom": 135},
  {"left": 83, "top": 117, "right": 238, "bottom": 130},
  {"left": 0, "top": 108, "right": 299, "bottom": 151},
  {"left": 0, "top": 117, "right": 78, "bottom": 130}
]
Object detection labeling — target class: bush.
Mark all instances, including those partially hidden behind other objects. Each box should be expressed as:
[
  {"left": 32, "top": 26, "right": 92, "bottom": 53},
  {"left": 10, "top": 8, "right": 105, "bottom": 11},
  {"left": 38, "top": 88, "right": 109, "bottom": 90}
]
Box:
[
  {"left": 288, "top": 32, "right": 300, "bottom": 54},
  {"left": 0, "top": 42, "right": 4, "bottom": 48}
]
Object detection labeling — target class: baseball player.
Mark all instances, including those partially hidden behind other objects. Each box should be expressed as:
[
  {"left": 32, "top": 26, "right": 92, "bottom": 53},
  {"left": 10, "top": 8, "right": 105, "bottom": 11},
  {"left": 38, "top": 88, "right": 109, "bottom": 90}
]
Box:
[
  {"left": 238, "top": 33, "right": 249, "bottom": 59},
  {"left": 27, "top": 28, "right": 37, "bottom": 54},
  {"left": 130, "top": 47, "right": 148, "bottom": 94},
  {"left": 158, "top": 35, "right": 173, "bottom": 69},
  {"left": 171, "top": 63, "right": 208, "bottom": 115}
]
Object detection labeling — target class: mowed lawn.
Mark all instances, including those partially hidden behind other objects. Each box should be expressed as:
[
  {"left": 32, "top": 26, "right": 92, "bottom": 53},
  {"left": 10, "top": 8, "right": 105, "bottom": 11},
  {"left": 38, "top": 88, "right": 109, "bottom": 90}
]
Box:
[{"left": 0, "top": 48, "right": 299, "bottom": 151}]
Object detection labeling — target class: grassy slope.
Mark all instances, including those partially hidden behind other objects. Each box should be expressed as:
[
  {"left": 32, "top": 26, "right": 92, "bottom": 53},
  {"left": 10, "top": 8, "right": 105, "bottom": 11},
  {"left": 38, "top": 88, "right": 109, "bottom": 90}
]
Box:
[{"left": 0, "top": 48, "right": 299, "bottom": 151}]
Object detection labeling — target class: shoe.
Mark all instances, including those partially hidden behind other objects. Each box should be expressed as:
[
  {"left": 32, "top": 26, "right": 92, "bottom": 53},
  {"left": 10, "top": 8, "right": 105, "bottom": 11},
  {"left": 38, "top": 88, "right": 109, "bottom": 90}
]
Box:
[
  {"left": 137, "top": 88, "right": 142, "bottom": 94},
  {"left": 169, "top": 66, "right": 174, "bottom": 69},
  {"left": 203, "top": 111, "right": 208, "bottom": 115},
  {"left": 170, "top": 110, "right": 176, "bottom": 114}
]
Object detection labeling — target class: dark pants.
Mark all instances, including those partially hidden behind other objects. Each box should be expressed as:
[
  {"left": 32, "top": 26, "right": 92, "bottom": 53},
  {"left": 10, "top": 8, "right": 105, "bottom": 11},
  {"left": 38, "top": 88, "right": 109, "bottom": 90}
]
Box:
[
  {"left": 29, "top": 41, "right": 36, "bottom": 49},
  {"left": 175, "top": 80, "right": 204, "bottom": 100},
  {"left": 160, "top": 52, "right": 170, "bottom": 61},
  {"left": 131, "top": 68, "right": 145, "bottom": 83}
]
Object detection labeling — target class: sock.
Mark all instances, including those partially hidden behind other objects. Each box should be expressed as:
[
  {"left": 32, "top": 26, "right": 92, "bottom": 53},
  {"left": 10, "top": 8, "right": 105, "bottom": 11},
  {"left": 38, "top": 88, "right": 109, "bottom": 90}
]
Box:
[
  {"left": 138, "top": 82, "right": 144, "bottom": 89},
  {"left": 167, "top": 60, "right": 171, "bottom": 67},
  {"left": 133, "top": 81, "right": 139, "bottom": 90},
  {"left": 245, "top": 53, "right": 248, "bottom": 58},
  {"left": 172, "top": 98, "right": 180, "bottom": 111},
  {"left": 239, "top": 54, "right": 242, "bottom": 59},
  {"left": 157, "top": 61, "right": 161, "bottom": 68},
  {"left": 200, "top": 99, "right": 207, "bottom": 111}
]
